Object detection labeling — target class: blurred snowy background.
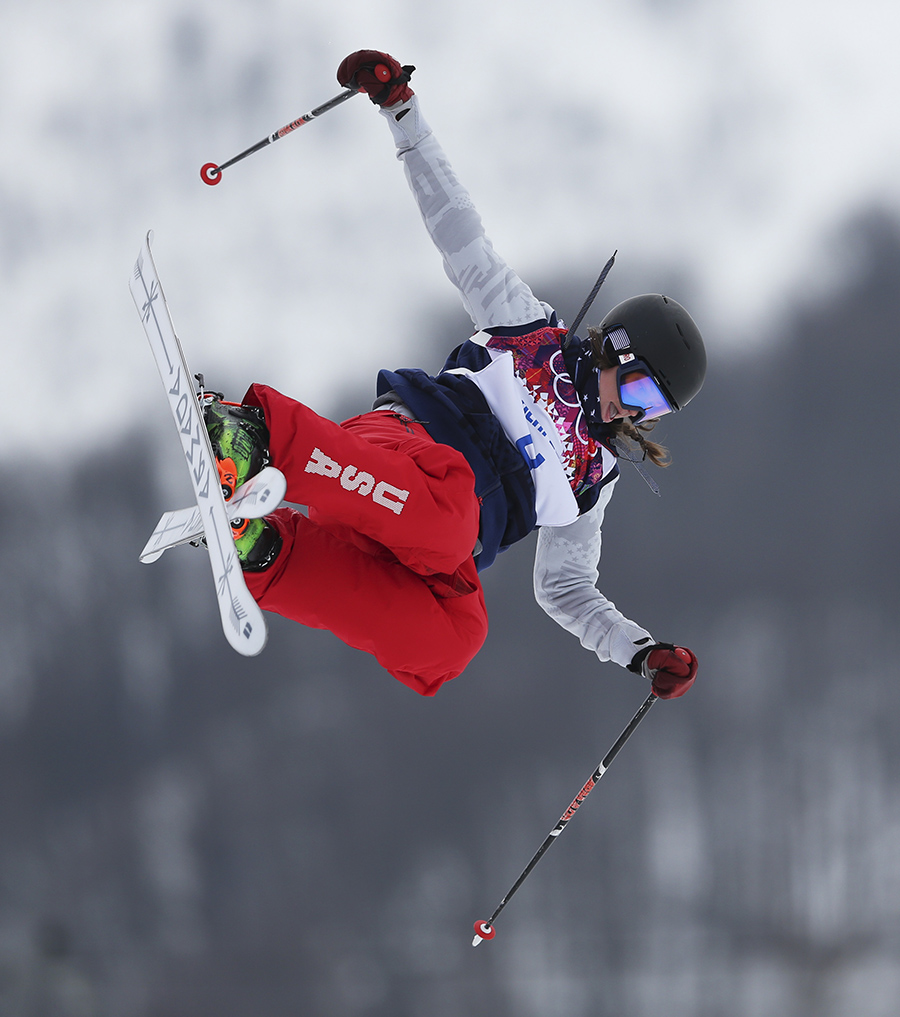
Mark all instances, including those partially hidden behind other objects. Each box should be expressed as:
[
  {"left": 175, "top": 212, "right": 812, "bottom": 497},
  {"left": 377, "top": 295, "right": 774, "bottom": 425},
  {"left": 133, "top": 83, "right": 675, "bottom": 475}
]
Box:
[
  {"left": 4, "top": 0, "right": 900, "bottom": 455},
  {"left": 1, "top": 0, "right": 899, "bottom": 1015}
]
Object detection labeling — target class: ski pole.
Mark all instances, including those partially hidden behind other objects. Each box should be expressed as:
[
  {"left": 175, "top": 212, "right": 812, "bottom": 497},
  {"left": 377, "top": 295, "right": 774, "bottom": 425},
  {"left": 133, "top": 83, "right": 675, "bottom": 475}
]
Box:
[
  {"left": 472, "top": 690, "right": 658, "bottom": 946},
  {"left": 562, "top": 250, "right": 617, "bottom": 348},
  {"left": 200, "top": 64, "right": 392, "bottom": 185}
]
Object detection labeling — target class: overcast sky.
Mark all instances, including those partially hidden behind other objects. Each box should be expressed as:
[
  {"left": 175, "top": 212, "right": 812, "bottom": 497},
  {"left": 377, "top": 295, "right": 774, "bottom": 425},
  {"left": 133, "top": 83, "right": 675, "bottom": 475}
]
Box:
[{"left": 3, "top": 0, "right": 899, "bottom": 459}]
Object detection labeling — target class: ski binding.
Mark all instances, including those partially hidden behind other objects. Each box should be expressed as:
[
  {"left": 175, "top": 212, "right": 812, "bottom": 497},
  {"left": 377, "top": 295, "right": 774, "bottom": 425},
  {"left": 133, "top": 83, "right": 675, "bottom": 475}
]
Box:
[{"left": 140, "top": 466, "right": 287, "bottom": 564}]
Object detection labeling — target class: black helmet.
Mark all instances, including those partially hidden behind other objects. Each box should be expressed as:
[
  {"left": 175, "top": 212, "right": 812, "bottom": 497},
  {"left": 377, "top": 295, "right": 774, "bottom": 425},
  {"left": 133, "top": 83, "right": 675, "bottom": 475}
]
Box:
[{"left": 598, "top": 294, "right": 706, "bottom": 411}]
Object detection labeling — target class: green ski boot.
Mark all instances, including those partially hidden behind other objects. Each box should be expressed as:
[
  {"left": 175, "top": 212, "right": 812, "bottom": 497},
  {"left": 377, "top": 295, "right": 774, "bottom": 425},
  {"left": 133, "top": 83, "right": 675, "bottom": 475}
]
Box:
[
  {"left": 230, "top": 516, "right": 283, "bottom": 572},
  {"left": 202, "top": 396, "right": 272, "bottom": 501},
  {"left": 202, "top": 394, "right": 281, "bottom": 571}
]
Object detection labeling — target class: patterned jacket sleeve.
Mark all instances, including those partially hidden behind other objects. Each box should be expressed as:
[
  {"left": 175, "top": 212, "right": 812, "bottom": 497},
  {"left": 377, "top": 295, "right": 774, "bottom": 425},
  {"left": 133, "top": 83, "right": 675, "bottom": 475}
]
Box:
[
  {"left": 533, "top": 479, "right": 654, "bottom": 668},
  {"left": 379, "top": 96, "right": 550, "bottom": 331}
]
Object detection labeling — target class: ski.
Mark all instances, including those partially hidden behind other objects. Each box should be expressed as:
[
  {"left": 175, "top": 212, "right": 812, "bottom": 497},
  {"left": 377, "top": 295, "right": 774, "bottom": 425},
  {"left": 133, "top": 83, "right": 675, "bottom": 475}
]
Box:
[
  {"left": 140, "top": 505, "right": 203, "bottom": 565},
  {"left": 130, "top": 231, "right": 269, "bottom": 657},
  {"left": 140, "top": 465, "right": 287, "bottom": 564}
]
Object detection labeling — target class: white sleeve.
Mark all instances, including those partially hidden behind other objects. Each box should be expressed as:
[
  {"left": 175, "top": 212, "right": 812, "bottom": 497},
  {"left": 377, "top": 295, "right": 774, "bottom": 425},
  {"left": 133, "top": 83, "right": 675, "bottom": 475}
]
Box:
[
  {"left": 379, "top": 96, "right": 548, "bottom": 331},
  {"left": 533, "top": 479, "right": 655, "bottom": 669}
]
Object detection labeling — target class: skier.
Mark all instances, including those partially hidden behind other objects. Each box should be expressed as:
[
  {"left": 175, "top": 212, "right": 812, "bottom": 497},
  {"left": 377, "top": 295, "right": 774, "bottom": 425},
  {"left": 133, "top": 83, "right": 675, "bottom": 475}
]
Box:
[{"left": 203, "top": 49, "right": 706, "bottom": 699}]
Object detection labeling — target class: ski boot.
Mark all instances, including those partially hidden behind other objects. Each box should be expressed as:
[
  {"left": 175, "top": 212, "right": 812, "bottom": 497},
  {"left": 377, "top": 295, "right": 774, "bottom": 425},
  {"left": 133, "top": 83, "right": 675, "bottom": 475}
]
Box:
[
  {"left": 202, "top": 395, "right": 272, "bottom": 500},
  {"left": 202, "top": 393, "right": 282, "bottom": 571},
  {"left": 229, "top": 516, "right": 283, "bottom": 572}
]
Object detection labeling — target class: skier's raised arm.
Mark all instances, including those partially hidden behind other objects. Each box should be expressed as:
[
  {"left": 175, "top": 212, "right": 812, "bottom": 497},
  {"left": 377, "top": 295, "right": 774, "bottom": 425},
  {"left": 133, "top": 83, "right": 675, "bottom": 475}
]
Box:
[{"left": 337, "top": 51, "right": 551, "bottom": 333}]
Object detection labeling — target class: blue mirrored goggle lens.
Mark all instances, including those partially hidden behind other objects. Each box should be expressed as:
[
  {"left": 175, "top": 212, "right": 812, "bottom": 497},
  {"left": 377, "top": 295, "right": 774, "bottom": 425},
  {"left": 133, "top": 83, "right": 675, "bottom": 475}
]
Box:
[{"left": 618, "top": 368, "right": 673, "bottom": 421}]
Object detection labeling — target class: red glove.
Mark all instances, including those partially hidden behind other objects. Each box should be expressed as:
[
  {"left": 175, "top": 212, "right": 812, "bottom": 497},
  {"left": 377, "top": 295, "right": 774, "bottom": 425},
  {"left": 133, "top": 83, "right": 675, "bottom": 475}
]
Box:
[
  {"left": 337, "top": 50, "right": 415, "bottom": 107},
  {"left": 630, "top": 643, "right": 698, "bottom": 699}
]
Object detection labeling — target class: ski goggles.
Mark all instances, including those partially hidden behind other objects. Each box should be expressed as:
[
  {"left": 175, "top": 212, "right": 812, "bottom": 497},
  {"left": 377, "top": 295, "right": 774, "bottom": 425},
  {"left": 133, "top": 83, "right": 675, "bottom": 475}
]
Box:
[{"left": 616, "top": 361, "right": 675, "bottom": 423}]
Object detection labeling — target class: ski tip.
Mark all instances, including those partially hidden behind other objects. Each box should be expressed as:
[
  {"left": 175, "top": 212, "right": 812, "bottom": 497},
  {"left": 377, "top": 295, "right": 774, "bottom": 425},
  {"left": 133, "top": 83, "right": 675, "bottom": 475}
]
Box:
[
  {"left": 229, "top": 614, "right": 268, "bottom": 658},
  {"left": 200, "top": 162, "right": 222, "bottom": 186},
  {"left": 472, "top": 921, "right": 495, "bottom": 946}
]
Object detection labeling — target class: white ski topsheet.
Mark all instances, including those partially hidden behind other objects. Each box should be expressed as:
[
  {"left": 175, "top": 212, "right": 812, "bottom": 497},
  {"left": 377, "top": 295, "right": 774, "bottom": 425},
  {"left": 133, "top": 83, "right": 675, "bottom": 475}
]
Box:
[
  {"left": 130, "top": 232, "right": 268, "bottom": 657},
  {"left": 140, "top": 505, "right": 203, "bottom": 565},
  {"left": 141, "top": 465, "right": 287, "bottom": 564}
]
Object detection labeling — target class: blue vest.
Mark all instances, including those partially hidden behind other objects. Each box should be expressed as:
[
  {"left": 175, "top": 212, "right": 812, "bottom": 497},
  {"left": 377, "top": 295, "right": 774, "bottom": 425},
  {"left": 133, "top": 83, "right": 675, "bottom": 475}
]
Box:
[{"left": 377, "top": 336, "right": 617, "bottom": 571}]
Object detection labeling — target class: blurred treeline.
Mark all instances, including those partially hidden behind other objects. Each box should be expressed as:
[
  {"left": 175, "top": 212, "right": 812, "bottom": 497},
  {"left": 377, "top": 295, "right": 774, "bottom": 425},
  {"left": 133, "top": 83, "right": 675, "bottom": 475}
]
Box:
[{"left": 0, "top": 214, "right": 898, "bottom": 1017}]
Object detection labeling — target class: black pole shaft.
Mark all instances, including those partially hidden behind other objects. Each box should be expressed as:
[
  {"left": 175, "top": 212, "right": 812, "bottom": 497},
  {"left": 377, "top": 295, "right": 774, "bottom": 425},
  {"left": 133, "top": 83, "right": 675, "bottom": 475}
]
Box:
[
  {"left": 210, "top": 86, "right": 359, "bottom": 176},
  {"left": 482, "top": 691, "right": 658, "bottom": 930},
  {"left": 562, "top": 251, "right": 617, "bottom": 348}
]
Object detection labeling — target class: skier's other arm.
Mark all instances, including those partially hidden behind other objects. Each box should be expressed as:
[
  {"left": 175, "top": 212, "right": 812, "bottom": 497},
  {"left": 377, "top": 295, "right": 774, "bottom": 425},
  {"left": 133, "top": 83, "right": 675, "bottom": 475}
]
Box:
[
  {"left": 533, "top": 485, "right": 697, "bottom": 699},
  {"left": 338, "top": 50, "right": 550, "bottom": 332},
  {"left": 533, "top": 483, "right": 652, "bottom": 666}
]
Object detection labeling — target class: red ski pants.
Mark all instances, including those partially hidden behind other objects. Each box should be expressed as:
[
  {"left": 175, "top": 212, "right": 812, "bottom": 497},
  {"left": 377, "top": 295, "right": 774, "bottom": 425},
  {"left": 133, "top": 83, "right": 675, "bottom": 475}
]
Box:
[{"left": 241, "top": 384, "right": 488, "bottom": 696}]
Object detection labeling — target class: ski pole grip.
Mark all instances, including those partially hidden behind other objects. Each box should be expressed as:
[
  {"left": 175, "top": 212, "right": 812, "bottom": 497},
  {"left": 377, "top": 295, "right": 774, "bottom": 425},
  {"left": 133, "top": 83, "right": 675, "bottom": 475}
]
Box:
[{"left": 347, "top": 63, "right": 391, "bottom": 90}]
